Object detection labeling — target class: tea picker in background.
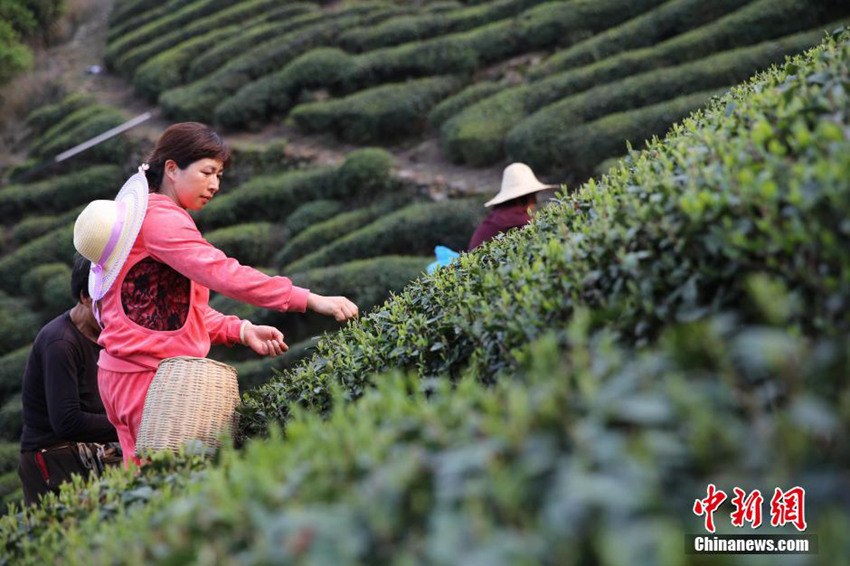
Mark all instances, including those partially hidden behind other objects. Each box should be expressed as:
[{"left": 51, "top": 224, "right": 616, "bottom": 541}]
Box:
[
  {"left": 18, "top": 254, "right": 120, "bottom": 505},
  {"left": 468, "top": 162, "right": 555, "bottom": 251},
  {"left": 427, "top": 163, "right": 556, "bottom": 274},
  {"left": 73, "top": 122, "right": 359, "bottom": 465}
]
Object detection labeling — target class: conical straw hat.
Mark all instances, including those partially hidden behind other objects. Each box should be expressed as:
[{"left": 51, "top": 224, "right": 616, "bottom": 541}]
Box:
[{"left": 484, "top": 163, "right": 555, "bottom": 207}]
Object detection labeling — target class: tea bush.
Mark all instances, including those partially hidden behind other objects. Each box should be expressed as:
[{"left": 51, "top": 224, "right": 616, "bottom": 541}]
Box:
[
  {"left": 214, "top": 47, "right": 353, "bottom": 131},
  {"left": 0, "top": 346, "right": 29, "bottom": 404},
  {"left": 116, "top": 0, "right": 308, "bottom": 75},
  {"left": 21, "top": 262, "right": 73, "bottom": 315},
  {"left": 0, "top": 291, "right": 40, "bottom": 356},
  {"left": 537, "top": 0, "right": 745, "bottom": 73},
  {"left": 0, "top": 224, "right": 75, "bottom": 295},
  {"left": 506, "top": 28, "right": 829, "bottom": 172},
  {"left": 290, "top": 255, "right": 430, "bottom": 313},
  {"left": 104, "top": 0, "right": 242, "bottom": 70},
  {"left": 199, "top": 149, "right": 396, "bottom": 229},
  {"left": 338, "top": 0, "right": 543, "bottom": 52},
  {"left": 107, "top": 0, "right": 196, "bottom": 44},
  {"left": 131, "top": 26, "right": 241, "bottom": 102},
  {"left": 535, "top": 0, "right": 849, "bottom": 78},
  {"left": 443, "top": 0, "right": 850, "bottom": 165},
  {"left": 427, "top": 80, "right": 505, "bottom": 127},
  {"left": 8, "top": 206, "right": 83, "bottom": 249},
  {"left": 225, "top": 139, "right": 296, "bottom": 187},
  {"left": 204, "top": 222, "right": 283, "bottom": 267},
  {"left": 231, "top": 336, "right": 320, "bottom": 391},
  {"left": 160, "top": 3, "right": 397, "bottom": 122},
  {"left": 0, "top": 165, "right": 122, "bottom": 222},
  {"left": 240, "top": 30, "right": 850, "bottom": 436},
  {"left": 0, "top": 394, "right": 20, "bottom": 441},
  {"left": 184, "top": 5, "right": 327, "bottom": 82},
  {"left": 274, "top": 195, "right": 408, "bottom": 268},
  {"left": 291, "top": 76, "right": 464, "bottom": 143},
  {"left": 283, "top": 198, "right": 485, "bottom": 272},
  {"left": 30, "top": 106, "right": 129, "bottom": 164},
  {"left": 23, "top": 93, "right": 93, "bottom": 140},
  {"left": 283, "top": 200, "right": 344, "bottom": 240},
  {"left": 4, "top": 320, "right": 850, "bottom": 564}
]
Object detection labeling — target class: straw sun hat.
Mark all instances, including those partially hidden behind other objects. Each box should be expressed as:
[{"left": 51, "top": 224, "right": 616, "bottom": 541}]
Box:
[
  {"left": 485, "top": 162, "right": 556, "bottom": 207},
  {"left": 73, "top": 165, "right": 149, "bottom": 311}
]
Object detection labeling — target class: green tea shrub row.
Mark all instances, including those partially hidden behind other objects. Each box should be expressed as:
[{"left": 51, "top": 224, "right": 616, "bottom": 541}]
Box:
[
  {"left": 0, "top": 470, "right": 19, "bottom": 503},
  {"left": 442, "top": 0, "right": 849, "bottom": 165},
  {"left": 21, "top": 262, "right": 73, "bottom": 316},
  {"left": 0, "top": 165, "right": 121, "bottom": 222},
  {"left": 8, "top": 207, "right": 83, "bottom": 250},
  {"left": 29, "top": 104, "right": 104, "bottom": 155},
  {"left": 31, "top": 107, "right": 129, "bottom": 164},
  {"left": 0, "top": 442, "right": 17, "bottom": 474},
  {"left": 238, "top": 31, "right": 850, "bottom": 436},
  {"left": 274, "top": 195, "right": 407, "bottom": 268},
  {"left": 0, "top": 346, "right": 29, "bottom": 404},
  {"left": 115, "top": 0, "right": 308, "bottom": 75},
  {"left": 507, "top": 28, "right": 828, "bottom": 173},
  {"left": 290, "top": 255, "right": 430, "bottom": 312},
  {"left": 0, "top": 20, "right": 32, "bottom": 85},
  {"left": 104, "top": 0, "right": 242, "bottom": 69},
  {"left": 0, "top": 1, "right": 62, "bottom": 85},
  {"left": 129, "top": 3, "right": 317, "bottom": 101},
  {"left": 0, "top": 289, "right": 38, "bottom": 357},
  {"left": 184, "top": 5, "right": 332, "bottom": 82},
  {"left": 107, "top": 0, "right": 196, "bottom": 44},
  {"left": 231, "top": 336, "right": 320, "bottom": 391},
  {"left": 551, "top": 90, "right": 723, "bottom": 178},
  {"left": 427, "top": 80, "right": 505, "bottom": 127},
  {"left": 349, "top": 0, "right": 666, "bottom": 87},
  {"left": 225, "top": 140, "right": 296, "bottom": 187},
  {"left": 24, "top": 93, "right": 93, "bottom": 140},
  {"left": 538, "top": 0, "right": 746, "bottom": 72},
  {"left": 214, "top": 47, "right": 354, "bottom": 130},
  {"left": 130, "top": 26, "right": 241, "bottom": 102},
  {"left": 291, "top": 76, "right": 464, "bottom": 143},
  {"left": 203, "top": 0, "right": 664, "bottom": 129},
  {"left": 283, "top": 200, "right": 344, "bottom": 240},
  {"left": 108, "top": 0, "right": 164, "bottom": 30},
  {"left": 0, "top": 224, "right": 75, "bottom": 295},
  {"left": 199, "top": 149, "right": 397, "bottom": 229},
  {"left": 284, "top": 198, "right": 485, "bottom": 272},
  {"left": 204, "top": 222, "right": 284, "bottom": 267},
  {"left": 160, "top": 3, "right": 398, "bottom": 122},
  {"left": 537, "top": 0, "right": 849, "bottom": 78},
  {"left": 0, "top": 450, "right": 209, "bottom": 561},
  {"left": 5, "top": 319, "right": 850, "bottom": 564},
  {"left": 0, "top": 394, "right": 20, "bottom": 440},
  {"left": 338, "top": 0, "right": 544, "bottom": 52}
]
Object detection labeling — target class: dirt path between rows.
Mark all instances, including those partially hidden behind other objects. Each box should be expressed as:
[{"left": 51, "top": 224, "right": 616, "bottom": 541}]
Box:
[{"left": 1, "top": 0, "right": 506, "bottom": 197}]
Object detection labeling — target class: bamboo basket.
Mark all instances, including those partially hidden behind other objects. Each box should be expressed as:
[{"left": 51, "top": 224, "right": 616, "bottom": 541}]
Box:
[{"left": 135, "top": 356, "right": 239, "bottom": 457}]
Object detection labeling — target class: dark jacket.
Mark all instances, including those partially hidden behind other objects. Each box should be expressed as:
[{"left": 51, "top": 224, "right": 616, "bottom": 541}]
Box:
[{"left": 468, "top": 202, "right": 532, "bottom": 251}]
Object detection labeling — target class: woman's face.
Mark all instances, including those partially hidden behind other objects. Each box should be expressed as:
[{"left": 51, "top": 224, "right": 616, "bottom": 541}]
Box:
[{"left": 165, "top": 158, "right": 224, "bottom": 210}]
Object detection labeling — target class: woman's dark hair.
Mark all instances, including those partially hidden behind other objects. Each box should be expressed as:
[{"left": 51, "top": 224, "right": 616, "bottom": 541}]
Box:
[
  {"left": 144, "top": 122, "right": 232, "bottom": 192},
  {"left": 71, "top": 253, "right": 91, "bottom": 301}
]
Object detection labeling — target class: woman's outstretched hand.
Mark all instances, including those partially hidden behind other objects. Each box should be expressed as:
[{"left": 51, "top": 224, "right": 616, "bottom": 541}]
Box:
[
  {"left": 243, "top": 323, "right": 289, "bottom": 357},
  {"left": 307, "top": 292, "right": 359, "bottom": 322}
]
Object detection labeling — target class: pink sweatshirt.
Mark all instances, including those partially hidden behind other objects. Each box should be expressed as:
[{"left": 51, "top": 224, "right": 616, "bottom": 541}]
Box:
[{"left": 97, "top": 193, "right": 310, "bottom": 372}]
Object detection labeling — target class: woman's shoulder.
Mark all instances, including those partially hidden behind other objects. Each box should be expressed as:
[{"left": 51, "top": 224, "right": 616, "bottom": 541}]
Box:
[{"left": 143, "top": 194, "right": 195, "bottom": 232}]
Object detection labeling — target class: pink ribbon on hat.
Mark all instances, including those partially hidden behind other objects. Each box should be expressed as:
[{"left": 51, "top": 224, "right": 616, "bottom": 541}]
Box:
[{"left": 92, "top": 200, "right": 127, "bottom": 327}]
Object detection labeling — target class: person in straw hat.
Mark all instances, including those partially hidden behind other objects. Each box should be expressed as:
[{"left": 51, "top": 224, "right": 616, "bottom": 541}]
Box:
[
  {"left": 74, "top": 122, "right": 358, "bottom": 465},
  {"left": 467, "top": 162, "right": 556, "bottom": 251}
]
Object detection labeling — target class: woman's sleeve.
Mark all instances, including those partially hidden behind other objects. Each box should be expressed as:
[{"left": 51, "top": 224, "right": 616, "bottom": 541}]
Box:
[
  {"left": 201, "top": 304, "right": 243, "bottom": 346},
  {"left": 143, "top": 206, "right": 310, "bottom": 312}
]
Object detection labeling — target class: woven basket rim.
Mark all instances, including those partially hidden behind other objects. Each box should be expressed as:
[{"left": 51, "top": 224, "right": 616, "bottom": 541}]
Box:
[{"left": 158, "top": 356, "right": 238, "bottom": 374}]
